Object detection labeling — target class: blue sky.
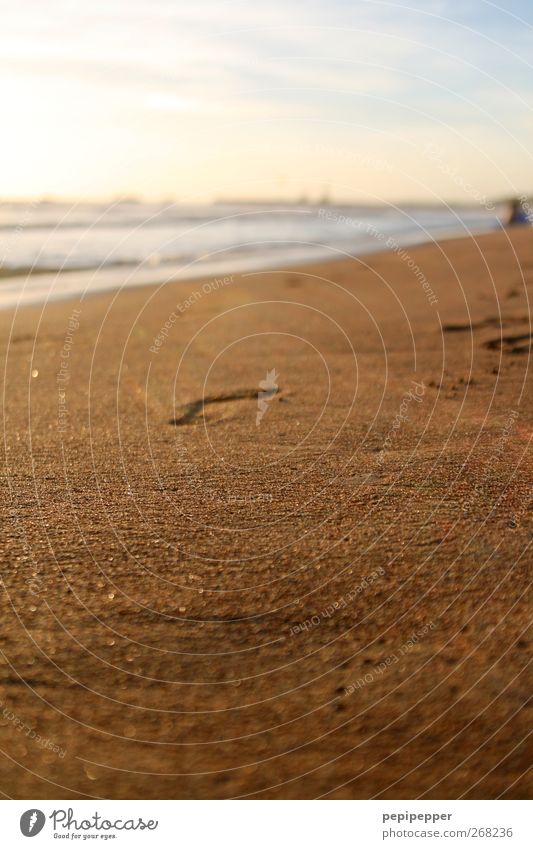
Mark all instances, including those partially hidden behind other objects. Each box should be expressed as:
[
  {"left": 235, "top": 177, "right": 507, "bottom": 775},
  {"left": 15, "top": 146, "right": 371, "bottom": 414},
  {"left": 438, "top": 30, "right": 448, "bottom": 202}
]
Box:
[{"left": 1, "top": 0, "right": 532, "bottom": 201}]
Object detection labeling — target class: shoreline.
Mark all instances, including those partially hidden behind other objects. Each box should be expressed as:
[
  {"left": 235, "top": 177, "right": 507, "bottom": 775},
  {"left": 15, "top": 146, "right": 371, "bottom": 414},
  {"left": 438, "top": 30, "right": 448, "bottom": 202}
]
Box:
[
  {"left": 0, "top": 221, "right": 499, "bottom": 311},
  {"left": 0, "top": 228, "right": 531, "bottom": 799}
]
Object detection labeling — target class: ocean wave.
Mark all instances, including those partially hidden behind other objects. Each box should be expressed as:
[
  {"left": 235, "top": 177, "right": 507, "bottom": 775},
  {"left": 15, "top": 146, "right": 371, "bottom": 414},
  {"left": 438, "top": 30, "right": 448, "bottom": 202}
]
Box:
[{"left": 0, "top": 202, "right": 503, "bottom": 307}]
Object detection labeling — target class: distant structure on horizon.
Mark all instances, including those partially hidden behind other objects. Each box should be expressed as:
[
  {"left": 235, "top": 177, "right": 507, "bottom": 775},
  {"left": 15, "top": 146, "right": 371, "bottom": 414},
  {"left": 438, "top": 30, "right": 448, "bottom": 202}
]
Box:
[{"left": 214, "top": 194, "right": 336, "bottom": 207}]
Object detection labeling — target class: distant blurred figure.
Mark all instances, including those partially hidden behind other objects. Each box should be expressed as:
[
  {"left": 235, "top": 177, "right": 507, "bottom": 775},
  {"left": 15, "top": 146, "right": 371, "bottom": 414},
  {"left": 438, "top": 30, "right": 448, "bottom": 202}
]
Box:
[{"left": 508, "top": 196, "right": 531, "bottom": 225}]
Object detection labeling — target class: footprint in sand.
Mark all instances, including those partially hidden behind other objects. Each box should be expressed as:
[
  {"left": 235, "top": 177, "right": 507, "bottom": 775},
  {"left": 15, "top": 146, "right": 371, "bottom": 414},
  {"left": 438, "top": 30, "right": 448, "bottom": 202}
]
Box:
[
  {"left": 443, "top": 316, "right": 528, "bottom": 333},
  {"left": 483, "top": 331, "right": 533, "bottom": 354},
  {"left": 443, "top": 317, "right": 532, "bottom": 355},
  {"left": 169, "top": 388, "right": 279, "bottom": 426}
]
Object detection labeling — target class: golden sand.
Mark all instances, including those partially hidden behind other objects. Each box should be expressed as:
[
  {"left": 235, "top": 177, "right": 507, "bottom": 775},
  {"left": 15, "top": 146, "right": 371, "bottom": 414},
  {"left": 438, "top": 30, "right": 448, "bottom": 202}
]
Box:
[{"left": 0, "top": 229, "right": 531, "bottom": 798}]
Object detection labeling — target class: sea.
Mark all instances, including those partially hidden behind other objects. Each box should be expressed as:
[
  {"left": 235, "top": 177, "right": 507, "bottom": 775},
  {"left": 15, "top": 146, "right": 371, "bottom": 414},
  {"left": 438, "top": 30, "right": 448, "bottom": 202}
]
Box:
[{"left": 0, "top": 200, "right": 504, "bottom": 309}]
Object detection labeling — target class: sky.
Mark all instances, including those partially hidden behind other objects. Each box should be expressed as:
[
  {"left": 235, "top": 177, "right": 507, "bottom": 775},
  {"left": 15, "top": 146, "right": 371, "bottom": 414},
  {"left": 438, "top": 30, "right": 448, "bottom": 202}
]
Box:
[{"left": 1, "top": 0, "right": 532, "bottom": 203}]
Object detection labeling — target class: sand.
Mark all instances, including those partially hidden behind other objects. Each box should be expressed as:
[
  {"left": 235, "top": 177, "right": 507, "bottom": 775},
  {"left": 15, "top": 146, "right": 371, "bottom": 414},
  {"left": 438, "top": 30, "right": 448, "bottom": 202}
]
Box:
[{"left": 0, "top": 228, "right": 531, "bottom": 799}]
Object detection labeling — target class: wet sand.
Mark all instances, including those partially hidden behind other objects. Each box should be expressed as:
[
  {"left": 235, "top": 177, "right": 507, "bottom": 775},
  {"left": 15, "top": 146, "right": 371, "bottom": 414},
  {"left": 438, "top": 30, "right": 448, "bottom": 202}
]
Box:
[{"left": 0, "top": 228, "right": 531, "bottom": 799}]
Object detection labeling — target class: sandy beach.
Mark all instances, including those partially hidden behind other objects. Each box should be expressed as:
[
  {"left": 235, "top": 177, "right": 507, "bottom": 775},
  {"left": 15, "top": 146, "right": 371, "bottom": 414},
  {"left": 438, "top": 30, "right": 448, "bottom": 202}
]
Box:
[{"left": 0, "top": 228, "right": 531, "bottom": 799}]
